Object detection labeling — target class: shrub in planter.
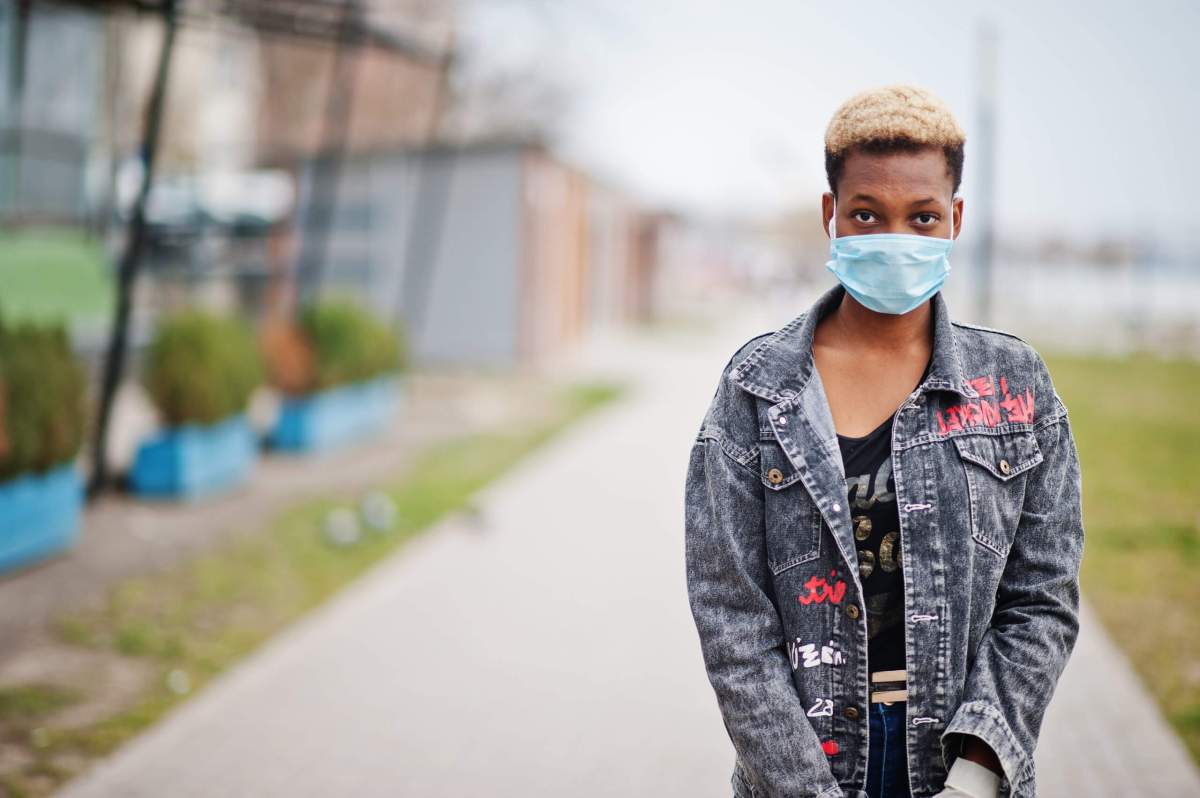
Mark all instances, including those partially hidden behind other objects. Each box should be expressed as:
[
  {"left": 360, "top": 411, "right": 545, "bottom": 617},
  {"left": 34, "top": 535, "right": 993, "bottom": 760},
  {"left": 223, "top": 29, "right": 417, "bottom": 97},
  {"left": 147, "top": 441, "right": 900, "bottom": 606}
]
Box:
[
  {"left": 266, "top": 300, "right": 408, "bottom": 452},
  {"left": 0, "top": 315, "right": 88, "bottom": 571},
  {"left": 143, "top": 310, "right": 263, "bottom": 425},
  {"left": 131, "top": 310, "right": 263, "bottom": 499},
  {"left": 299, "top": 300, "right": 407, "bottom": 392}
]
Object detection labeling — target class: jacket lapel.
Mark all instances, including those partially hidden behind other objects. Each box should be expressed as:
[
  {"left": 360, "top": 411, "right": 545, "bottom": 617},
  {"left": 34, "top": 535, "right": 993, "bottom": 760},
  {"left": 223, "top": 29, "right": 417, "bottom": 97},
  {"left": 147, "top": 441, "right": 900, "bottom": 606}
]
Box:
[{"left": 728, "top": 284, "right": 980, "bottom": 591}]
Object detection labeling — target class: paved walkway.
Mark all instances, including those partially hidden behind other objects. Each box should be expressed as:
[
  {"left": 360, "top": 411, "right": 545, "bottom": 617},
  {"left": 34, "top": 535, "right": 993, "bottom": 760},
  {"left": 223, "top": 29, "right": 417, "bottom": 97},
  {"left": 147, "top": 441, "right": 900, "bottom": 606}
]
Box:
[
  {"left": 57, "top": 291, "right": 1200, "bottom": 797},
  {"left": 0, "top": 371, "right": 554, "bottom": 654}
]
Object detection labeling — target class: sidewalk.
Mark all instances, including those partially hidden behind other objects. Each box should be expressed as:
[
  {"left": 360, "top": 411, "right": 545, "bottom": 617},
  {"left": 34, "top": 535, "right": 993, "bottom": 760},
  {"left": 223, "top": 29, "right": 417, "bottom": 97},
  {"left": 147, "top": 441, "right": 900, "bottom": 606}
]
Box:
[
  {"left": 56, "top": 291, "right": 1200, "bottom": 797},
  {"left": 0, "top": 370, "right": 557, "bottom": 654}
]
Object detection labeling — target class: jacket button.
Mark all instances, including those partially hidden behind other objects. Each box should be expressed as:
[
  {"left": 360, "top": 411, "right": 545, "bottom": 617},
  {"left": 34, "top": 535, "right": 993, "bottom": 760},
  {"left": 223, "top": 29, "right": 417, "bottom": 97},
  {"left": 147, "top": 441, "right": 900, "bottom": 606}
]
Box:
[
  {"left": 767, "top": 468, "right": 784, "bottom": 485},
  {"left": 843, "top": 706, "right": 859, "bottom": 720},
  {"left": 999, "top": 459, "right": 1012, "bottom": 475},
  {"left": 845, "top": 603, "right": 860, "bottom": 619}
]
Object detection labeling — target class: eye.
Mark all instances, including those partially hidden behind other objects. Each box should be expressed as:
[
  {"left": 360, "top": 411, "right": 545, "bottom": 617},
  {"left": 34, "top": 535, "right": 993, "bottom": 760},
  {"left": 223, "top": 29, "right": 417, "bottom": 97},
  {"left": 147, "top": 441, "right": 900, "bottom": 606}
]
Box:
[
  {"left": 852, "top": 210, "right": 877, "bottom": 224},
  {"left": 914, "top": 212, "right": 939, "bottom": 226}
]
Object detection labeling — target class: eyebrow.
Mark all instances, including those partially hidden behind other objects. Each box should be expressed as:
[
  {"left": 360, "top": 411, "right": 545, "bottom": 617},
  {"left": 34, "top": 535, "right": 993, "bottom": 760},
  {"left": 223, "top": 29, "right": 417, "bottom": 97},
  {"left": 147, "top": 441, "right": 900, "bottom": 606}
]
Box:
[{"left": 847, "top": 193, "right": 942, "bottom": 207}]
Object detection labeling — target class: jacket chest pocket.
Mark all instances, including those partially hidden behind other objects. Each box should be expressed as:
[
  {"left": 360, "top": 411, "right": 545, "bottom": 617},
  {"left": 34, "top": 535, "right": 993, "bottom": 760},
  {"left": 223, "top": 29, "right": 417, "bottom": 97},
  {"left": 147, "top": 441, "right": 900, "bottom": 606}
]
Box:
[
  {"left": 759, "top": 435, "right": 822, "bottom": 575},
  {"left": 952, "top": 430, "right": 1043, "bottom": 557}
]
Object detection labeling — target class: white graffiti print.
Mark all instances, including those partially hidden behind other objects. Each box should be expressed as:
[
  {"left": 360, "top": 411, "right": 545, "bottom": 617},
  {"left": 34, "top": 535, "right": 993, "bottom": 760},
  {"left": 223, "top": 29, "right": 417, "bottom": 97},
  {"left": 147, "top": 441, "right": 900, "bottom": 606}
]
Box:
[
  {"left": 807, "top": 698, "right": 834, "bottom": 717},
  {"left": 787, "top": 638, "right": 846, "bottom": 670}
]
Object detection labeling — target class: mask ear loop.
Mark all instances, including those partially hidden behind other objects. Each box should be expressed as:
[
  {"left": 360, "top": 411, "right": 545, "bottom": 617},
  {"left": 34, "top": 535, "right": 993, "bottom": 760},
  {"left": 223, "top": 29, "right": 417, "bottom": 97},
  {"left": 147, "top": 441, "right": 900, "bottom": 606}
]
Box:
[{"left": 829, "top": 195, "right": 838, "bottom": 239}]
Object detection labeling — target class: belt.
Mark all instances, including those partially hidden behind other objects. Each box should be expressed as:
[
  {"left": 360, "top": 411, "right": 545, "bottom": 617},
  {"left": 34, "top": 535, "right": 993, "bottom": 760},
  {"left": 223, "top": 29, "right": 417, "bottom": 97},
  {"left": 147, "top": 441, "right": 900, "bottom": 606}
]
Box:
[{"left": 870, "top": 669, "right": 907, "bottom": 704}]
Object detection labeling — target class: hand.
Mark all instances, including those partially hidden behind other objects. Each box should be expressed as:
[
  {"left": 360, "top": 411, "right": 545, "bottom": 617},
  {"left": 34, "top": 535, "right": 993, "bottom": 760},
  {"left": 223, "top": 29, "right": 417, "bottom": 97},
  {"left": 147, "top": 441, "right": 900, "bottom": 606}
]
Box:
[{"left": 931, "top": 757, "right": 1001, "bottom": 798}]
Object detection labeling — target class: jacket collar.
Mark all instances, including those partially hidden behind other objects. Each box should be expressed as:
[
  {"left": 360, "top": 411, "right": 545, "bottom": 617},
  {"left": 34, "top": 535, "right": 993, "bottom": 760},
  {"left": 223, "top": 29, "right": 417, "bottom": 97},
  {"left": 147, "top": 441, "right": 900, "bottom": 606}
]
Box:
[{"left": 729, "top": 283, "right": 980, "bottom": 405}]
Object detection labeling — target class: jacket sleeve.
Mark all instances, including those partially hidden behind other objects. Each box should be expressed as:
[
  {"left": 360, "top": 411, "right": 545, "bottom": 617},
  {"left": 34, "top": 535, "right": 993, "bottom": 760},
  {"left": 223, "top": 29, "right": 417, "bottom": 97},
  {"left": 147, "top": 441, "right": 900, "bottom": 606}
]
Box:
[
  {"left": 684, "top": 365, "right": 844, "bottom": 798},
  {"left": 939, "top": 379, "right": 1086, "bottom": 796}
]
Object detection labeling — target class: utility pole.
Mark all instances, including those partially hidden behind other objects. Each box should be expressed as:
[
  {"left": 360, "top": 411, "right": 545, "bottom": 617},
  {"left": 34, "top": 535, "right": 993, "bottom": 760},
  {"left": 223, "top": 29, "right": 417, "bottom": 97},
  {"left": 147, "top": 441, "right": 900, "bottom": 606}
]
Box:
[
  {"left": 974, "top": 21, "right": 998, "bottom": 326},
  {"left": 88, "top": 0, "right": 179, "bottom": 498},
  {"left": 5, "top": 0, "right": 32, "bottom": 221}
]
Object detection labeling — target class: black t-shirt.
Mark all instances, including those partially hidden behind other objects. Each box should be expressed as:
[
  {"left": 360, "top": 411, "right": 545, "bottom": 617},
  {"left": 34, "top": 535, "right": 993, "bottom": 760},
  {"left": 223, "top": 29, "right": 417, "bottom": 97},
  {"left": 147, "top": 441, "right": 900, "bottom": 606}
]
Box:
[{"left": 835, "top": 361, "right": 931, "bottom": 674}]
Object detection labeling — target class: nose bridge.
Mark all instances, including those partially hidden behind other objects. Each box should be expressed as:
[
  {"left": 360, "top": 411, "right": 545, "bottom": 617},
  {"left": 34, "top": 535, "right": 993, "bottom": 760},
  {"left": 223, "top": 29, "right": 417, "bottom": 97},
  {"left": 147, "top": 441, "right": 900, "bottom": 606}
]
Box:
[{"left": 876, "top": 199, "right": 914, "bottom": 234}]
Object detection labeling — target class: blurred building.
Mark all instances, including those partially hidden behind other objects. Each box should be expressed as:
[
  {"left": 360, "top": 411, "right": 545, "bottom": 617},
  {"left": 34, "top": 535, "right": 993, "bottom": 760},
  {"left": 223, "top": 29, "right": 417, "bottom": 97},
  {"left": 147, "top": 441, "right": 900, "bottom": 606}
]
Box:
[
  {"left": 2, "top": 1, "right": 674, "bottom": 371},
  {"left": 110, "top": 0, "right": 453, "bottom": 175},
  {"left": 0, "top": 3, "right": 107, "bottom": 223},
  {"left": 294, "top": 137, "right": 660, "bottom": 368},
  {"left": 0, "top": 1, "right": 451, "bottom": 216}
]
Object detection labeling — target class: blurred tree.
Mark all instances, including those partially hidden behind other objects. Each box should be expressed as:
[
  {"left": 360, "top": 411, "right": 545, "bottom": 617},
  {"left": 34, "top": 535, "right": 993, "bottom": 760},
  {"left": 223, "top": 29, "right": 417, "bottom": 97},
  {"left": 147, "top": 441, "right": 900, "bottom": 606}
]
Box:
[{"left": 441, "top": 62, "right": 571, "bottom": 146}]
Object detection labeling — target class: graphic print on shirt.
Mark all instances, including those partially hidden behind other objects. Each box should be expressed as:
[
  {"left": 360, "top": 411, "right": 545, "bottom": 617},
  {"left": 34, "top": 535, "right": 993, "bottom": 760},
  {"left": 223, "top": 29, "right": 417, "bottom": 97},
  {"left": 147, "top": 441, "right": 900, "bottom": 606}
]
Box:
[{"left": 838, "top": 416, "right": 907, "bottom": 672}]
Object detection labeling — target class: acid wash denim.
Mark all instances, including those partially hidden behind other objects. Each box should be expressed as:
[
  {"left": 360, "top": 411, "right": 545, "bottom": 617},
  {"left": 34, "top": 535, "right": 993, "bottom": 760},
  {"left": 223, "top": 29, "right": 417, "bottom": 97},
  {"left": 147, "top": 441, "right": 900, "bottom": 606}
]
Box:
[{"left": 684, "top": 284, "right": 1085, "bottom": 798}]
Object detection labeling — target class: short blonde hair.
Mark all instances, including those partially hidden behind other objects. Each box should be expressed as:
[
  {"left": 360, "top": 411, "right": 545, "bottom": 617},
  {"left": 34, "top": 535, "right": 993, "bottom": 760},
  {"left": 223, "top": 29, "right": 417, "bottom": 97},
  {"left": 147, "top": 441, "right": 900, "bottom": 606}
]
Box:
[{"left": 824, "top": 84, "right": 965, "bottom": 156}]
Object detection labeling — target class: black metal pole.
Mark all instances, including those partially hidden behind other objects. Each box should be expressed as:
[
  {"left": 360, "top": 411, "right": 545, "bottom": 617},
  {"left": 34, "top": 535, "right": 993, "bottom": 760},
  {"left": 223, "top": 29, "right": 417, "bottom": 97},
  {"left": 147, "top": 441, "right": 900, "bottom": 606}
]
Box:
[
  {"left": 293, "top": 0, "right": 361, "bottom": 308},
  {"left": 5, "top": 0, "right": 32, "bottom": 222},
  {"left": 87, "top": 0, "right": 179, "bottom": 498}
]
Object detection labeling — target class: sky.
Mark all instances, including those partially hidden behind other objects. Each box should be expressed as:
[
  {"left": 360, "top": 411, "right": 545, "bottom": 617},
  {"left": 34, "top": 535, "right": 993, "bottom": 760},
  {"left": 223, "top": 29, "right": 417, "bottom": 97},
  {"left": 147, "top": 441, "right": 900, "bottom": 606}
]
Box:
[{"left": 459, "top": 0, "right": 1200, "bottom": 253}]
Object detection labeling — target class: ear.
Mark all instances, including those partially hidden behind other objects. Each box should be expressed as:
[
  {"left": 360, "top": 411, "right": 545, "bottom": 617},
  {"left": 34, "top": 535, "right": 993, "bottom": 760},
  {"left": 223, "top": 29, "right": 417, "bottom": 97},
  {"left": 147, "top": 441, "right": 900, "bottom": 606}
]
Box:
[
  {"left": 822, "top": 192, "right": 835, "bottom": 240},
  {"left": 951, "top": 195, "right": 964, "bottom": 240}
]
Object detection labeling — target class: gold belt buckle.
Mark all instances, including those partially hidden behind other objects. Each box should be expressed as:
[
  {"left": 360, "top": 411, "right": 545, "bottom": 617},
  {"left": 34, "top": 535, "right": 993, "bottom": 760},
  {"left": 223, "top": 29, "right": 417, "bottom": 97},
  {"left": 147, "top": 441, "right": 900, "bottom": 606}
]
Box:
[{"left": 870, "top": 669, "right": 908, "bottom": 704}]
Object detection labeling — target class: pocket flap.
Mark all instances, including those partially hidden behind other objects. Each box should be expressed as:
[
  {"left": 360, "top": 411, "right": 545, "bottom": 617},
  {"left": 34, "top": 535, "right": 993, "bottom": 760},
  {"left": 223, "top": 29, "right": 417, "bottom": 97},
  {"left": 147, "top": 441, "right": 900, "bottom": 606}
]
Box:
[{"left": 952, "top": 431, "right": 1043, "bottom": 480}]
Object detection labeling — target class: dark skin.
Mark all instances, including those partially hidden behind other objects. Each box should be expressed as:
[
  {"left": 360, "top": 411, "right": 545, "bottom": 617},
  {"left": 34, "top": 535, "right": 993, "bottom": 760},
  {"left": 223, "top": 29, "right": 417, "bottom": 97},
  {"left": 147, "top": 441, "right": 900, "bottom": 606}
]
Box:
[{"left": 814, "top": 145, "right": 1003, "bottom": 781}]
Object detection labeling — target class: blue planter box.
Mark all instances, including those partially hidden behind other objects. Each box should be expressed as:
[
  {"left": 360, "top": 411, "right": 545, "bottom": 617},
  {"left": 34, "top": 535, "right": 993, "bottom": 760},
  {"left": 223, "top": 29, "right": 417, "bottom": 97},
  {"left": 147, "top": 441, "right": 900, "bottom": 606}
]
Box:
[
  {"left": 269, "top": 374, "right": 402, "bottom": 453},
  {"left": 130, "top": 413, "right": 256, "bottom": 500},
  {"left": 0, "top": 462, "right": 84, "bottom": 573}
]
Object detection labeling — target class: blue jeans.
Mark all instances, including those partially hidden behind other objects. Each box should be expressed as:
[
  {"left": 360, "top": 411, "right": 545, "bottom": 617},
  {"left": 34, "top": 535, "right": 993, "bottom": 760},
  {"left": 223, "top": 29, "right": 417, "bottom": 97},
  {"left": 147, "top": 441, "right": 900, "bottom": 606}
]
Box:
[{"left": 866, "top": 701, "right": 912, "bottom": 798}]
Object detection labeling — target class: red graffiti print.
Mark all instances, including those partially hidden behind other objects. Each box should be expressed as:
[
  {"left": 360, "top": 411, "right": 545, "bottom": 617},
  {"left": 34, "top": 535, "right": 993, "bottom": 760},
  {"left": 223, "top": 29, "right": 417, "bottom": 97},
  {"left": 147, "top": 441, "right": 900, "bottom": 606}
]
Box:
[
  {"left": 1000, "top": 387, "right": 1036, "bottom": 424},
  {"left": 822, "top": 739, "right": 840, "bottom": 756},
  {"left": 968, "top": 376, "right": 995, "bottom": 397},
  {"left": 799, "top": 570, "right": 847, "bottom": 606},
  {"left": 961, "top": 403, "right": 983, "bottom": 426},
  {"left": 979, "top": 400, "right": 1003, "bottom": 426},
  {"left": 935, "top": 374, "right": 1036, "bottom": 433}
]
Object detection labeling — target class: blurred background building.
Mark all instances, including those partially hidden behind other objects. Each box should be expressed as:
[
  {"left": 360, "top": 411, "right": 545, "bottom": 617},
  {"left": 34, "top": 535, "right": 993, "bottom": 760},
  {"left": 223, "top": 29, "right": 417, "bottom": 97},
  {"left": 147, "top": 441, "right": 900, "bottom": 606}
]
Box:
[{"left": 0, "top": 0, "right": 708, "bottom": 376}]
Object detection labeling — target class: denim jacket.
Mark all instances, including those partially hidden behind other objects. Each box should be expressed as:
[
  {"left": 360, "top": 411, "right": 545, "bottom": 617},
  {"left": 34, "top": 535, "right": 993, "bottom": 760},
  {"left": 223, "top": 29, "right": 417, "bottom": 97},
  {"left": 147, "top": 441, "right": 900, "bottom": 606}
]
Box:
[{"left": 684, "top": 284, "right": 1085, "bottom": 798}]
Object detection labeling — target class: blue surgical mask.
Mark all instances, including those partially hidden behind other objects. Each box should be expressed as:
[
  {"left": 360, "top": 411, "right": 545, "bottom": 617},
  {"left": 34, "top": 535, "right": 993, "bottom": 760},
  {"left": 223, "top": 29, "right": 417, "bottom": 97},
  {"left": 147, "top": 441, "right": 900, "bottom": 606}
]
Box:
[{"left": 825, "top": 195, "right": 955, "bottom": 315}]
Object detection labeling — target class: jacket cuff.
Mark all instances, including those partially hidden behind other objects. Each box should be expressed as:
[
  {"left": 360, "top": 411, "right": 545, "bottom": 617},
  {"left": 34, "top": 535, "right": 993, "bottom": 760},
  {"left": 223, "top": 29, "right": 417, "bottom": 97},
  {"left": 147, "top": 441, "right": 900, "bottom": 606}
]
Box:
[
  {"left": 940, "top": 701, "right": 1033, "bottom": 794},
  {"left": 945, "top": 757, "right": 1001, "bottom": 798}
]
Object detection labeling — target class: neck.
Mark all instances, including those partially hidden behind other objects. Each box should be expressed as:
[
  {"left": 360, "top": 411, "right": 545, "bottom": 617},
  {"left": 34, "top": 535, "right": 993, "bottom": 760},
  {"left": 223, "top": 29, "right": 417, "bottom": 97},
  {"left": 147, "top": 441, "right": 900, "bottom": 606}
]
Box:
[{"left": 827, "top": 293, "right": 933, "bottom": 353}]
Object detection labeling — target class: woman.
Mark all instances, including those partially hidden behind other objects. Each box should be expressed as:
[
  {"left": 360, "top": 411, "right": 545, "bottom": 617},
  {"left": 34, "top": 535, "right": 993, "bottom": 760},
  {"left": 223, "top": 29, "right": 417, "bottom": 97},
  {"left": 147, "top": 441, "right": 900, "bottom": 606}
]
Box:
[{"left": 684, "top": 85, "right": 1085, "bottom": 798}]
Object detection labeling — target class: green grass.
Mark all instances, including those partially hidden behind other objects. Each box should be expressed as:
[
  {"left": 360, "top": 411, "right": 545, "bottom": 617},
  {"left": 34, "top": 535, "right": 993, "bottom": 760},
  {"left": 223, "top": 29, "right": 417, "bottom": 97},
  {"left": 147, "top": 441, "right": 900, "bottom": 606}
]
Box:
[
  {"left": 0, "top": 228, "right": 112, "bottom": 325},
  {"left": 1044, "top": 351, "right": 1200, "bottom": 765},
  {"left": 0, "top": 379, "right": 624, "bottom": 796},
  {"left": 0, "top": 685, "right": 82, "bottom": 721}
]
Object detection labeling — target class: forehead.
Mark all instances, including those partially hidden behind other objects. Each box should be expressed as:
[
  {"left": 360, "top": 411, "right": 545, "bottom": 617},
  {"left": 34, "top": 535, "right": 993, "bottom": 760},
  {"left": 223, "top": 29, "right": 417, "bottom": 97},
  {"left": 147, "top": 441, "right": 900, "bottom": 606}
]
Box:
[{"left": 838, "top": 146, "right": 953, "bottom": 200}]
